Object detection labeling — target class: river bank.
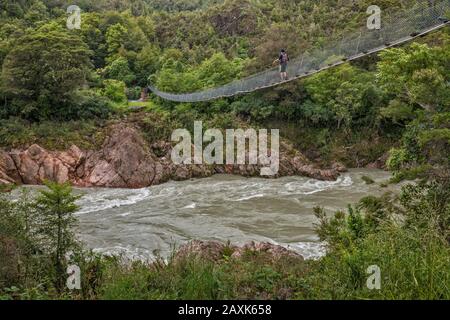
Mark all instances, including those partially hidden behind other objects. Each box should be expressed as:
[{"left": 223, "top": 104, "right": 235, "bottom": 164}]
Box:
[{"left": 0, "top": 123, "right": 346, "bottom": 188}]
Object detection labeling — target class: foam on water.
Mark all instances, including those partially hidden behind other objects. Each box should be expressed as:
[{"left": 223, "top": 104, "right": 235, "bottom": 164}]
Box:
[
  {"left": 234, "top": 193, "right": 265, "bottom": 202},
  {"left": 75, "top": 188, "right": 151, "bottom": 215},
  {"left": 71, "top": 169, "right": 392, "bottom": 262},
  {"left": 288, "top": 242, "right": 327, "bottom": 260},
  {"left": 93, "top": 246, "right": 154, "bottom": 262},
  {"left": 118, "top": 211, "right": 132, "bottom": 217},
  {"left": 284, "top": 175, "right": 353, "bottom": 195}
]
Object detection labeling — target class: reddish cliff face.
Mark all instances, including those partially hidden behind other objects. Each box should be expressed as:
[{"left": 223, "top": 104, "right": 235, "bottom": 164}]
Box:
[{"left": 0, "top": 125, "right": 342, "bottom": 189}]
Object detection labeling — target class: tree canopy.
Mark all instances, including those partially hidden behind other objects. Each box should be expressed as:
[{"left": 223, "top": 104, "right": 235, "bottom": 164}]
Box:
[{"left": 1, "top": 26, "right": 92, "bottom": 120}]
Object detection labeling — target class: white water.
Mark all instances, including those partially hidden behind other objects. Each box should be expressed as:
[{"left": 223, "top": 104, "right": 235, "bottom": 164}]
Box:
[{"left": 69, "top": 169, "right": 394, "bottom": 260}]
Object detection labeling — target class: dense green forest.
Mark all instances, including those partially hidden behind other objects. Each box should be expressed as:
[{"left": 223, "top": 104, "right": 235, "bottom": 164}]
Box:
[
  {"left": 1, "top": 0, "right": 449, "bottom": 170},
  {"left": 0, "top": 0, "right": 449, "bottom": 300}
]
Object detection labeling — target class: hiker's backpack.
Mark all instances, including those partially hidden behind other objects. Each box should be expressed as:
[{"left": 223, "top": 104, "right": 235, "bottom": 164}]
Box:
[{"left": 280, "top": 52, "right": 289, "bottom": 63}]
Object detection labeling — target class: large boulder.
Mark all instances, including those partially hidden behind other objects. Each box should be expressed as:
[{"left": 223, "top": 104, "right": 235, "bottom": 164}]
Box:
[
  {"left": 6, "top": 144, "right": 73, "bottom": 185},
  {"left": 0, "top": 144, "right": 82, "bottom": 186},
  {"left": 0, "top": 151, "right": 20, "bottom": 184},
  {"left": 11, "top": 145, "right": 46, "bottom": 184},
  {"left": 81, "top": 125, "right": 158, "bottom": 188}
]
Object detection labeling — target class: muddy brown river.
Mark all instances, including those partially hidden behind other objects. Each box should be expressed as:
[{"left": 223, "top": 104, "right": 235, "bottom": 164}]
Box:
[{"left": 63, "top": 168, "right": 396, "bottom": 260}]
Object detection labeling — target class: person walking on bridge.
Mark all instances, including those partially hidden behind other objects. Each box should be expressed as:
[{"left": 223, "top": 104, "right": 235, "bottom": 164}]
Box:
[{"left": 273, "top": 49, "right": 289, "bottom": 81}]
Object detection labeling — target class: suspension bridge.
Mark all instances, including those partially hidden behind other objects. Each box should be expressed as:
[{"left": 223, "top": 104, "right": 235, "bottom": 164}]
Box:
[{"left": 149, "top": 0, "right": 450, "bottom": 103}]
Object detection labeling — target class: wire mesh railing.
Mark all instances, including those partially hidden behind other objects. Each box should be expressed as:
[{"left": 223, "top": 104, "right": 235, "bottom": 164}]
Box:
[{"left": 149, "top": 0, "right": 450, "bottom": 103}]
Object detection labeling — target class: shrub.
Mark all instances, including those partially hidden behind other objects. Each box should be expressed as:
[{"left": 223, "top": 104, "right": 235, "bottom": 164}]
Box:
[
  {"left": 305, "top": 180, "right": 450, "bottom": 299},
  {"left": 67, "top": 90, "right": 114, "bottom": 120},
  {"left": 105, "top": 57, "right": 136, "bottom": 86},
  {"left": 102, "top": 80, "right": 127, "bottom": 103},
  {"left": 386, "top": 147, "right": 409, "bottom": 171},
  {"left": 126, "top": 87, "right": 142, "bottom": 101}
]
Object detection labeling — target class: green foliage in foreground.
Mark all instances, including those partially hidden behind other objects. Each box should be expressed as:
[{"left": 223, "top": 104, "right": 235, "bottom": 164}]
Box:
[
  {"left": 1, "top": 178, "right": 449, "bottom": 300},
  {"left": 96, "top": 250, "right": 307, "bottom": 300},
  {"left": 0, "top": 182, "right": 81, "bottom": 296},
  {"left": 309, "top": 179, "right": 450, "bottom": 299}
]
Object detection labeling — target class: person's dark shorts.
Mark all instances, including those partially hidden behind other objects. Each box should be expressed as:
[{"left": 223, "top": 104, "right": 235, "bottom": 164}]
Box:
[{"left": 280, "top": 63, "right": 287, "bottom": 72}]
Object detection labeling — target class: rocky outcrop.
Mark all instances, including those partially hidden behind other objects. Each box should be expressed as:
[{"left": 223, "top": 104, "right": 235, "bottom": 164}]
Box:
[
  {"left": 0, "top": 124, "right": 341, "bottom": 188},
  {"left": 0, "top": 151, "right": 20, "bottom": 185},
  {"left": 366, "top": 152, "right": 389, "bottom": 170},
  {"left": 175, "top": 240, "right": 304, "bottom": 262},
  {"left": 1, "top": 144, "right": 82, "bottom": 186}
]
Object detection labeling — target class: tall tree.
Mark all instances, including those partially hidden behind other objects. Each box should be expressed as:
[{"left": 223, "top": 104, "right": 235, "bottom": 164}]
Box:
[
  {"left": 1, "top": 26, "right": 92, "bottom": 120},
  {"left": 34, "top": 182, "right": 80, "bottom": 292}
]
